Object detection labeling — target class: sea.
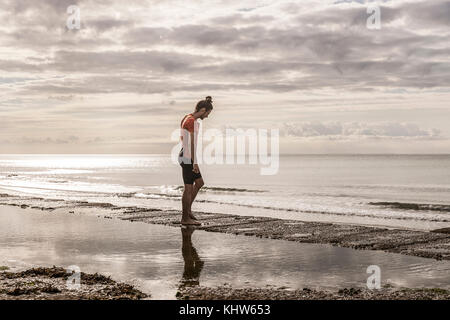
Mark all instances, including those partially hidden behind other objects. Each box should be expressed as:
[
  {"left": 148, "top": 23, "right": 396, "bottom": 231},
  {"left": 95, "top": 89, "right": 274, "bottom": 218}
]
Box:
[{"left": 0, "top": 154, "right": 449, "bottom": 231}]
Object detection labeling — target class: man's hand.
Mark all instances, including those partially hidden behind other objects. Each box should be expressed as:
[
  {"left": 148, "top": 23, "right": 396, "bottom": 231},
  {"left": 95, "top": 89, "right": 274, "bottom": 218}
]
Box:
[{"left": 193, "top": 164, "right": 200, "bottom": 174}]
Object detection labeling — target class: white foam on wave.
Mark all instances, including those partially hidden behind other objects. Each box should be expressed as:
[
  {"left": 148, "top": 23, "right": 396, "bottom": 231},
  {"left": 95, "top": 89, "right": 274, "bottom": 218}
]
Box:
[{"left": 0, "top": 178, "right": 141, "bottom": 195}]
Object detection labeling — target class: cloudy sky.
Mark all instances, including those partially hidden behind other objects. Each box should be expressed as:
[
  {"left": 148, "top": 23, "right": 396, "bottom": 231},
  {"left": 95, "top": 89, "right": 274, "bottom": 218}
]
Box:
[{"left": 0, "top": 0, "right": 449, "bottom": 154}]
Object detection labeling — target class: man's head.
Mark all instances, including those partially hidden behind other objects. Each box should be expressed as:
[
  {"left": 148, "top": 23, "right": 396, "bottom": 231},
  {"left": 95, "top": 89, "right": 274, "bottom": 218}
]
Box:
[{"left": 195, "top": 98, "right": 213, "bottom": 120}]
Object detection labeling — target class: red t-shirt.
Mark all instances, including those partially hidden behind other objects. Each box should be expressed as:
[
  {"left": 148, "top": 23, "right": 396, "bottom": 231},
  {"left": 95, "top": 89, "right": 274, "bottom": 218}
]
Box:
[
  {"left": 180, "top": 114, "right": 199, "bottom": 162},
  {"left": 181, "top": 114, "right": 195, "bottom": 133}
]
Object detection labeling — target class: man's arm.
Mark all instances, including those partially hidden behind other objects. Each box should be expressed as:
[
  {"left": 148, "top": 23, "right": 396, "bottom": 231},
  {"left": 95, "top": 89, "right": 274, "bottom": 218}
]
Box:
[
  {"left": 190, "top": 131, "right": 199, "bottom": 173},
  {"left": 190, "top": 131, "right": 195, "bottom": 163}
]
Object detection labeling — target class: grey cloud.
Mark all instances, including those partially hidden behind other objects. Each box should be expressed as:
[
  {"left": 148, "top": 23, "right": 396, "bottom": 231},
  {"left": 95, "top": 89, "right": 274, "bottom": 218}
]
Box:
[
  {"left": 85, "top": 136, "right": 104, "bottom": 143},
  {"left": 20, "top": 135, "right": 80, "bottom": 144},
  {"left": 22, "top": 76, "right": 178, "bottom": 95},
  {"left": 166, "top": 24, "right": 240, "bottom": 46},
  {"left": 283, "top": 122, "right": 443, "bottom": 139},
  {"left": 3, "top": 0, "right": 84, "bottom": 13},
  {"left": 0, "top": 59, "right": 42, "bottom": 72},
  {"left": 210, "top": 13, "right": 275, "bottom": 25},
  {"left": 87, "top": 18, "right": 134, "bottom": 32},
  {"left": 51, "top": 103, "right": 179, "bottom": 118},
  {"left": 123, "top": 27, "right": 172, "bottom": 45},
  {"left": 384, "top": 1, "right": 450, "bottom": 28},
  {"left": 47, "top": 95, "right": 78, "bottom": 101},
  {"left": 287, "top": 1, "right": 449, "bottom": 28},
  {"left": 1, "top": 0, "right": 449, "bottom": 95},
  {"left": 49, "top": 50, "right": 215, "bottom": 73}
]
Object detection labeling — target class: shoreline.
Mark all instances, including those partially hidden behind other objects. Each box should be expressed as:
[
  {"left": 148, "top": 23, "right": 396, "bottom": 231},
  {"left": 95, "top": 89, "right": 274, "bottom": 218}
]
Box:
[
  {"left": 1, "top": 193, "right": 449, "bottom": 261},
  {"left": 1, "top": 194, "right": 450, "bottom": 261}
]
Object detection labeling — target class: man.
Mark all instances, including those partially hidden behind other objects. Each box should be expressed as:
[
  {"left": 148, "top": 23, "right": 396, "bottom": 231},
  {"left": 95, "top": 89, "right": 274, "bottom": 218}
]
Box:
[{"left": 178, "top": 97, "right": 213, "bottom": 225}]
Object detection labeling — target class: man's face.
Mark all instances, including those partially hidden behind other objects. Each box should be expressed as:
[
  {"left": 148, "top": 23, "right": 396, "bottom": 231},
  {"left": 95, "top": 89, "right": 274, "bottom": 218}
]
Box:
[{"left": 200, "top": 110, "right": 211, "bottom": 120}]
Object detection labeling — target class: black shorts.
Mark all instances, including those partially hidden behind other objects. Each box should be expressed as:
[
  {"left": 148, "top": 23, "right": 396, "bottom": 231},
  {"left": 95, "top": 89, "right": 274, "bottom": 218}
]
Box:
[{"left": 179, "top": 149, "right": 202, "bottom": 185}]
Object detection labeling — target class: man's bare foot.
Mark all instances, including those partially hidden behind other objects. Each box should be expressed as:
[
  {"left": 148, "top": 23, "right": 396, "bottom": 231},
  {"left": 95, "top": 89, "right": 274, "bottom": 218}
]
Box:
[
  {"left": 181, "top": 218, "right": 201, "bottom": 226},
  {"left": 189, "top": 213, "right": 198, "bottom": 220}
]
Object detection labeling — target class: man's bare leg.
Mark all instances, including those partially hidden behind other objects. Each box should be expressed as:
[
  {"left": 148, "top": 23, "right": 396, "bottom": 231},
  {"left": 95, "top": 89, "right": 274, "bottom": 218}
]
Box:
[
  {"left": 189, "top": 178, "right": 204, "bottom": 220},
  {"left": 181, "top": 184, "right": 200, "bottom": 225}
]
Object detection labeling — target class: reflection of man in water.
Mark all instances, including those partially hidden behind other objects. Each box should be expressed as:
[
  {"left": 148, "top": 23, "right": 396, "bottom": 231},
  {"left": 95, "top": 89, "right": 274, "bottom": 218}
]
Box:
[{"left": 179, "top": 226, "right": 204, "bottom": 288}]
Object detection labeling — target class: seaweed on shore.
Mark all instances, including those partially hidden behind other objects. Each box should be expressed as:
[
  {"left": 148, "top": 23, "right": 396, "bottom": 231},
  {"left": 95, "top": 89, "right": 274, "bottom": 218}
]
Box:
[
  {"left": 177, "top": 285, "right": 450, "bottom": 300},
  {"left": 0, "top": 266, "right": 149, "bottom": 300},
  {"left": 2, "top": 266, "right": 68, "bottom": 279}
]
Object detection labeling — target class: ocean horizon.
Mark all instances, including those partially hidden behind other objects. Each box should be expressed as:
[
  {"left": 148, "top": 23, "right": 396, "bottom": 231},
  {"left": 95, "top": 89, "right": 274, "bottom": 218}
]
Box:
[{"left": 1, "top": 154, "right": 449, "bottom": 231}]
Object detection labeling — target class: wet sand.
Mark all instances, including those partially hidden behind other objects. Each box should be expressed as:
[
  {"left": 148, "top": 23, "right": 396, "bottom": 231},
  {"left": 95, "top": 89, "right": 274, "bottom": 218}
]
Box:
[{"left": 1, "top": 193, "right": 449, "bottom": 261}]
